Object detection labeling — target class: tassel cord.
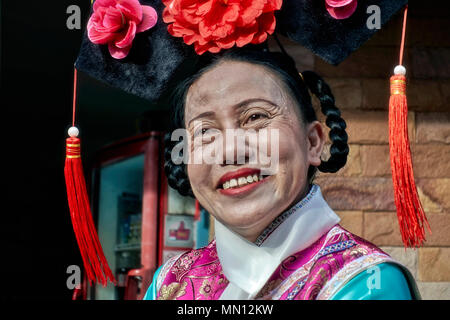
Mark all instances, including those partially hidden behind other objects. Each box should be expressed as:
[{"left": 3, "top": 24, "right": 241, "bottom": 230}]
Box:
[{"left": 65, "top": 67, "right": 116, "bottom": 286}]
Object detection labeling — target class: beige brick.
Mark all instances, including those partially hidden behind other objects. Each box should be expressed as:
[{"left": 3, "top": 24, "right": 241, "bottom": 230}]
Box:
[
  {"left": 380, "top": 246, "right": 418, "bottom": 279},
  {"left": 363, "top": 211, "right": 404, "bottom": 246},
  {"left": 408, "top": 80, "right": 444, "bottom": 111},
  {"left": 343, "top": 110, "right": 415, "bottom": 145},
  {"left": 412, "top": 144, "right": 450, "bottom": 178},
  {"left": 423, "top": 214, "right": 450, "bottom": 247},
  {"left": 326, "top": 78, "right": 362, "bottom": 110},
  {"left": 364, "top": 213, "right": 450, "bottom": 248},
  {"left": 418, "top": 187, "right": 445, "bottom": 213},
  {"left": 416, "top": 112, "right": 450, "bottom": 144},
  {"left": 416, "top": 178, "right": 450, "bottom": 212},
  {"left": 418, "top": 248, "right": 450, "bottom": 282},
  {"left": 315, "top": 177, "right": 395, "bottom": 211},
  {"left": 361, "top": 79, "right": 389, "bottom": 110},
  {"left": 321, "top": 144, "right": 361, "bottom": 177},
  {"left": 362, "top": 79, "right": 446, "bottom": 112},
  {"left": 336, "top": 211, "right": 363, "bottom": 236},
  {"left": 417, "top": 282, "right": 450, "bottom": 300},
  {"left": 358, "top": 141, "right": 449, "bottom": 180},
  {"left": 360, "top": 145, "right": 391, "bottom": 177}
]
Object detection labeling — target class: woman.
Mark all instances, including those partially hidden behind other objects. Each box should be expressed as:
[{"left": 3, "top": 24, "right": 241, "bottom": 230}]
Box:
[{"left": 143, "top": 47, "right": 419, "bottom": 300}]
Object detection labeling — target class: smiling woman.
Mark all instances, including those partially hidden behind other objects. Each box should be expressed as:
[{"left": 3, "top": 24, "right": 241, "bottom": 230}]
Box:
[
  {"left": 165, "top": 49, "right": 345, "bottom": 242},
  {"left": 73, "top": 0, "right": 422, "bottom": 300},
  {"left": 145, "top": 47, "right": 419, "bottom": 300}
]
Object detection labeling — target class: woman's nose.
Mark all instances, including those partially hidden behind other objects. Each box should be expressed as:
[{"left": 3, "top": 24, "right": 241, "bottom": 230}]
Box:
[{"left": 220, "top": 128, "right": 254, "bottom": 166}]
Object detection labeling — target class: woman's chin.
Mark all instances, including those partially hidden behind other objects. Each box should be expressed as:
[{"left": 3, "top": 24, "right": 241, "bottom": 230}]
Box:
[{"left": 213, "top": 199, "right": 280, "bottom": 233}]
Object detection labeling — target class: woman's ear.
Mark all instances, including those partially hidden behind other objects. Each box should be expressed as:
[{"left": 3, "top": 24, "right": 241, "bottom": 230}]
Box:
[{"left": 306, "top": 121, "right": 326, "bottom": 167}]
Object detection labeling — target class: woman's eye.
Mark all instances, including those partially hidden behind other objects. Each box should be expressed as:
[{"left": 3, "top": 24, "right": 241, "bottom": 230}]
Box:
[
  {"left": 194, "top": 127, "right": 211, "bottom": 138},
  {"left": 247, "top": 113, "right": 266, "bottom": 123}
]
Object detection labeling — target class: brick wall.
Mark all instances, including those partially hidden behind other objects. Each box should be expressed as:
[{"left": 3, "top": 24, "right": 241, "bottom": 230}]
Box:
[{"left": 267, "top": 4, "right": 449, "bottom": 299}]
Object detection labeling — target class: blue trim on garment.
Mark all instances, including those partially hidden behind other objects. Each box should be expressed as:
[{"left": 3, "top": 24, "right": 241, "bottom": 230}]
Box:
[
  {"left": 330, "top": 262, "right": 413, "bottom": 300},
  {"left": 143, "top": 266, "right": 162, "bottom": 300},
  {"left": 196, "top": 208, "right": 210, "bottom": 249}
]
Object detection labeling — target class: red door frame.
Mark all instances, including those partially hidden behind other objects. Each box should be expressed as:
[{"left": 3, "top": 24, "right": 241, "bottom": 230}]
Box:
[{"left": 87, "top": 132, "right": 162, "bottom": 300}]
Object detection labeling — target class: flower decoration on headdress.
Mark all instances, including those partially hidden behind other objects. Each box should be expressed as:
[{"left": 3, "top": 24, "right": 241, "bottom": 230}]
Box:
[
  {"left": 87, "top": 0, "right": 158, "bottom": 59},
  {"left": 325, "top": 0, "right": 358, "bottom": 20},
  {"left": 162, "top": 0, "right": 283, "bottom": 55}
]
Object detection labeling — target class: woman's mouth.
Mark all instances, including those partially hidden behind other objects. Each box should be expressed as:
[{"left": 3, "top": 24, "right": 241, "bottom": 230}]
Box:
[
  {"left": 221, "top": 173, "right": 264, "bottom": 189},
  {"left": 217, "top": 168, "right": 270, "bottom": 196}
]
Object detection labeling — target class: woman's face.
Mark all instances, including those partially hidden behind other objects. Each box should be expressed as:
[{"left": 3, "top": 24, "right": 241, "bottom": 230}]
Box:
[{"left": 184, "top": 60, "right": 325, "bottom": 241}]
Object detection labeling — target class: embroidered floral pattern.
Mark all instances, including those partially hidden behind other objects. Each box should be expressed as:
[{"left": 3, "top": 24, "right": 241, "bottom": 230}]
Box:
[
  {"left": 171, "top": 249, "right": 202, "bottom": 281},
  {"left": 157, "top": 241, "right": 228, "bottom": 300},
  {"left": 199, "top": 279, "right": 213, "bottom": 298},
  {"left": 157, "top": 253, "right": 182, "bottom": 290},
  {"left": 317, "top": 252, "right": 393, "bottom": 300},
  {"left": 156, "top": 225, "right": 396, "bottom": 300},
  {"left": 157, "top": 281, "right": 187, "bottom": 300}
]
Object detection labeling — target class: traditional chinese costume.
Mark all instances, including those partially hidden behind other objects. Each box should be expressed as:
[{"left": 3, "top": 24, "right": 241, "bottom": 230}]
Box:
[
  {"left": 144, "top": 185, "right": 419, "bottom": 300},
  {"left": 68, "top": 1, "right": 428, "bottom": 296}
]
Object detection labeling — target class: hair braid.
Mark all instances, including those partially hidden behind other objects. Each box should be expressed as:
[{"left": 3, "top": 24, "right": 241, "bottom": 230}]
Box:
[
  {"left": 163, "top": 132, "right": 194, "bottom": 197},
  {"left": 301, "top": 71, "right": 349, "bottom": 173}
]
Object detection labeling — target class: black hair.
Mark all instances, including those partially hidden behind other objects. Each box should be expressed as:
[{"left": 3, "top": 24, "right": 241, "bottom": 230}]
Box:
[{"left": 162, "top": 45, "right": 349, "bottom": 197}]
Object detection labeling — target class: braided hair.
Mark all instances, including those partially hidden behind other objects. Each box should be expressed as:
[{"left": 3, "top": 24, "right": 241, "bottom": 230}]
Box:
[{"left": 162, "top": 46, "right": 349, "bottom": 197}]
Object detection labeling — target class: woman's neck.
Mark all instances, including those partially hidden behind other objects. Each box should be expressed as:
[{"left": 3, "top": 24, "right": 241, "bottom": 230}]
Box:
[{"left": 234, "top": 184, "right": 313, "bottom": 243}]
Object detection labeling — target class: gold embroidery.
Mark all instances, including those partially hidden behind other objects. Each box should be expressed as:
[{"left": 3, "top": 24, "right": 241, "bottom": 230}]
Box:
[
  {"left": 343, "top": 246, "right": 368, "bottom": 260},
  {"left": 255, "top": 279, "right": 283, "bottom": 299},
  {"left": 157, "top": 281, "right": 188, "bottom": 300},
  {"left": 199, "top": 279, "right": 213, "bottom": 298}
]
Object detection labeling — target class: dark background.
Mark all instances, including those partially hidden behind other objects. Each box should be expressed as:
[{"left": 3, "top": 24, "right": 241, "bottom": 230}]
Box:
[
  {"left": 1, "top": 1, "right": 449, "bottom": 300},
  {"left": 2, "top": 1, "right": 169, "bottom": 300}
]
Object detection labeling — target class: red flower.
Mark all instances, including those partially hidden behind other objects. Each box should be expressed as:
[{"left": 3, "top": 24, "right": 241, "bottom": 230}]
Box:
[
  {"left": 162, "top": 0, "right": 282, "bottom": 55},
  {"left": 87, "top": 0, "right": 158, "bottom": 59},
  {"left": 325, "top": 0, "right": 357, "bottom": 20}
]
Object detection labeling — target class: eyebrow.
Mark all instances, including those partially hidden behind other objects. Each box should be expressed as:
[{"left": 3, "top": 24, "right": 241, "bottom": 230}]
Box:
[{"left": 187, "top": 98, "right": 278, "bottom": 127}]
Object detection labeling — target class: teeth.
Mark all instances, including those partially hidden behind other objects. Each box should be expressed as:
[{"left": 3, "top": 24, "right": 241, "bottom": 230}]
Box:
[
  {"left": 238, "top": 177, "right": 247, "bottom": 186},
  {"left": 221, "top": 173, "right": 266, "bottom": 190}
]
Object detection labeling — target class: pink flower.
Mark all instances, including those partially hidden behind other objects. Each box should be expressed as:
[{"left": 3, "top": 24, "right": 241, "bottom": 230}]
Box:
[
  {"left": 87, "top": 0, "right": 158, "bottom": 59},
  {"left": 325, "top": 0, "right": 357, "bottom": 20}
]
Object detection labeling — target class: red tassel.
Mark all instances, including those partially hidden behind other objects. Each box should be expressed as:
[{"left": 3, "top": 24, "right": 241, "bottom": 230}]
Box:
[
  {"left": 388, "top": 74, "right": 430, "bottom": 247},
  {"left": 65, "top": 136, "right": 116, "bottom": 286}
]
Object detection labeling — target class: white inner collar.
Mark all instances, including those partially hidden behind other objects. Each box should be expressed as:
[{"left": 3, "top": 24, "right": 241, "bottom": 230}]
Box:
[{"left": 214, "top": 184, "right": 340, "bottom": 299}]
